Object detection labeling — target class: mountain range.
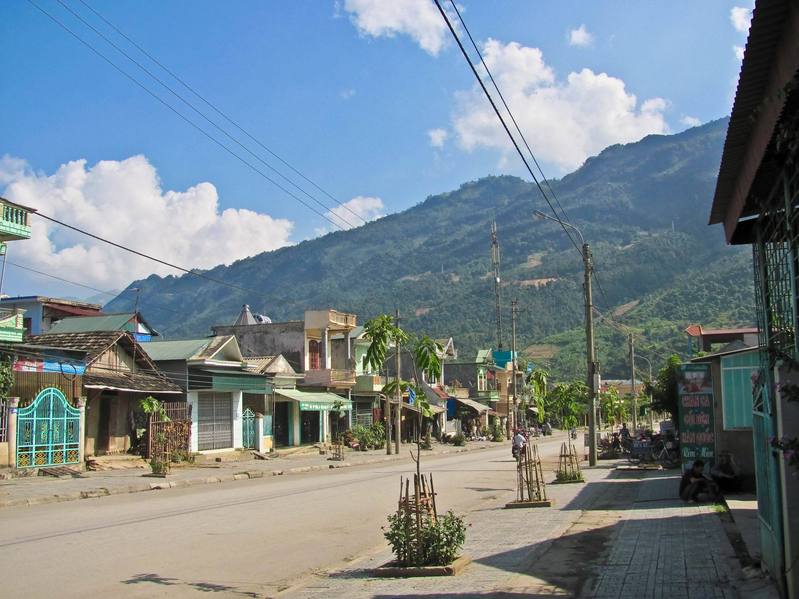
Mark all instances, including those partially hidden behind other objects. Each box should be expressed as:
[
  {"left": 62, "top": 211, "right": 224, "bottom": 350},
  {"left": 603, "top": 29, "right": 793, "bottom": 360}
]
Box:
[{"left": 105, "top": 118, "right": 754, "bottom": 381}]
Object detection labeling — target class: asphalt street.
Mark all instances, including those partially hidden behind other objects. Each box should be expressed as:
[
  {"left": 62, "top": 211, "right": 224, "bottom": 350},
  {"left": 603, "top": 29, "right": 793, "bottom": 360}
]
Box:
[{"left": 0, "top": 436, "right": 567, "bottom": 598}]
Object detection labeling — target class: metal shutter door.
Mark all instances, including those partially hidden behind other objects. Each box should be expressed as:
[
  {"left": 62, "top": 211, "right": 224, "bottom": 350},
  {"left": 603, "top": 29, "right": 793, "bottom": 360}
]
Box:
[{"left": 197, "top": 392, "right": 233, "bottom": 450}]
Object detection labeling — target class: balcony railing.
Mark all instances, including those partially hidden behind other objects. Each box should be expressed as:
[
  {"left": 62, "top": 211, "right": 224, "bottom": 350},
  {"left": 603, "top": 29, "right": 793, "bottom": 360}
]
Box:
[
  {"left": 0, "top": 204, "right": 32, "bottom": 241},
  {"left": 303, "top": 368, "right": 357, "bottom": 387}
]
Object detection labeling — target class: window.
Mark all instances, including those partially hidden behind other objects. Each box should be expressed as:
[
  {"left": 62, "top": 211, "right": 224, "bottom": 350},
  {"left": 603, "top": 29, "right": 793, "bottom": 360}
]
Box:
[
  {"left": 477, "top": 369, "right": 486, "bottom": 392},
  {"left": 308, "top": 339, "right": 321, "bottom": 370}
]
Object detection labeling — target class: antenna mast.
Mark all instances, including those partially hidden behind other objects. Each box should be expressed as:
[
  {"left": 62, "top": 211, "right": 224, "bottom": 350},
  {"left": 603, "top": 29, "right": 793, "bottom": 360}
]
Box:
[{"left": 491, "top": 221, "right": 503, "bottom": 349}]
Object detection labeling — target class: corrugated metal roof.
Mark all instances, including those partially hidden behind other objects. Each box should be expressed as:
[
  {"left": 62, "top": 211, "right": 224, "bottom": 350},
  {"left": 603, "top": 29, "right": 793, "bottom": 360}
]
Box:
[
  {"left": 710, "top": 0, "right": 799, "bottom": 241},
  {"left": 49, "top": 313, "right": 134, "bottom": 334},
  {"left": 142, "top": 338, "right": 211, "bottom": 361}
]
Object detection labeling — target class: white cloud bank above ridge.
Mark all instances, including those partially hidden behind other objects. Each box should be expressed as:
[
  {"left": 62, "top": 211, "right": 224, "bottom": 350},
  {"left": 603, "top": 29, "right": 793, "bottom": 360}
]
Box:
[
  {"left": 730, "top": 6, "right": 753, "bottom": 33},
  {"left": 0, "top": 154, "right": 294, "bottom": 289},
  {"left": 680, "top": 115, "right": 702, "bottom": 128},
  {"left": 328, "top": 195, "right": 384, "bottom": 229},
  {"left": 452, "top": 39, "right": 669, "bottom": 171},
  {"left": 568, "top": 25, "right": 594, "bottom": 47},
  {"left": 343, "top": 0, "right": 451, "bottom": 56}
]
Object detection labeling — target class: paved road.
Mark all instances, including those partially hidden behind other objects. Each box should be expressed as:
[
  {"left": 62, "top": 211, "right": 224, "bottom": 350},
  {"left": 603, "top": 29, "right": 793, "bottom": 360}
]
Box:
[{"left": 0, "top": 436, "right": 567, "bottom": 598}]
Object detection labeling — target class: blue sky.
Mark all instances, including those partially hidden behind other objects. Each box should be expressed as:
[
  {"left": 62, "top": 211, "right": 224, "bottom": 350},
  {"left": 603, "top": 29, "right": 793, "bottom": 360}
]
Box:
[{"left": 0, "top": 0, "right": 751, "bottom": 298}]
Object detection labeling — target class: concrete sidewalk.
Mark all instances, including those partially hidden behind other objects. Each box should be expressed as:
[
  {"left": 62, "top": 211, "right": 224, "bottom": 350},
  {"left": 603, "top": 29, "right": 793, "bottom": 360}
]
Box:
[
  {"left": 0, "top": 440, "right": 494, "bottom": 509},
  {"left": 281, "top": 463, "right": 780, "bottom": 599}
]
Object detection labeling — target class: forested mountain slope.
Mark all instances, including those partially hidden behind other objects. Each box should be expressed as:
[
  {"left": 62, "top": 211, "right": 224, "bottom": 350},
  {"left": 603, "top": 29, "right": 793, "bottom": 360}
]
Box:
[{"left": 106, "top": 118, "right": 753, "bottom": 379}]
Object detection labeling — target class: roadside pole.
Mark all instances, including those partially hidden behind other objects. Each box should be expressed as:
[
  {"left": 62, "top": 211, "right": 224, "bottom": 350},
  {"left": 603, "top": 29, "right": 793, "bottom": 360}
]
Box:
[
  {"left": 629, "top": 334, "right": 637, "bottom": 433},
  {"left": 395, "top": 308, "right": 401, "bottom": 455},
  {"left": 511, "top": 299, "right": 518, "bottom": 435},
  {"left": 584, "top": 243, "right": 598, "bottom": 466}
]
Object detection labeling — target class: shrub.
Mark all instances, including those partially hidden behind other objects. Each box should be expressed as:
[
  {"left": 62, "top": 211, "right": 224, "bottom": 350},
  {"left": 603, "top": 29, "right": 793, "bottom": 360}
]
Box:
[
  {"left": 370, "top": 421, "right": 386, "bottom": 448},
  {"left": 453, "top": 432, "right": 466, "bottom": 446},
  {"left": 351, "top": 424, "right": 371, "bottom": 449},
  {"left": 384, "top": 509, "right": 467, "bottom": 567},
  {"left": 491, "top": 422, "right": 505, "bottom": 442}
]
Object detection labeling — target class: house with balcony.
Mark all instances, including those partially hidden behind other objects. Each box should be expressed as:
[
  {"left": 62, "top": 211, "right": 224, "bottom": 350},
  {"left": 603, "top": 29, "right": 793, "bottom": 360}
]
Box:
[
  {"left": 0, "top": 197, "right": 38, "bottom": 342},
  {"left": 213, "top": 307, "right": 357, "bottom": 446},
  {"left": 443, "top": 348, "right": 500, "bottom": 433}
]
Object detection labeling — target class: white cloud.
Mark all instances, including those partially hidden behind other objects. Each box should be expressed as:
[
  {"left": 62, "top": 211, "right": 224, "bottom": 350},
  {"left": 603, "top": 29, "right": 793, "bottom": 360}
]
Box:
[
  {"left": 427, "top": 128, "right": 448, "bottom": 148},
  {"left": 451, "top": 39, "right": 669, "bottom": 171},
  {"left": 326, "top": 195, "right": 385, "bottom": 231},
  {"left": 734, "top": 45, "right": 745, "bottom": 61},
  {"left": 730, "top": 6, "right": 752, "bottom": 33},
  {"left": 343, "top": 0, "right": 451, "bottom": 55},
  {"left": 339, "top": 88, "right": 356, "bottom": 100},
  {"left": 0, "top": 155, "right": 294, "bottom": 289},
  {"left": 680, "top": 115, "right": 702, "bottom": 128},
  {"left": 568, "top": 24, "right": 594, "bottom": 47}
]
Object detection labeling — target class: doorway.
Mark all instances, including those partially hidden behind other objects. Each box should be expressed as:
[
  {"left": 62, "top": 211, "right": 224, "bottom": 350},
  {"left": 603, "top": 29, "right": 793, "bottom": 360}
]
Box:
[{"left": 300, "top": 411, "right": 320, "bottom": 444}]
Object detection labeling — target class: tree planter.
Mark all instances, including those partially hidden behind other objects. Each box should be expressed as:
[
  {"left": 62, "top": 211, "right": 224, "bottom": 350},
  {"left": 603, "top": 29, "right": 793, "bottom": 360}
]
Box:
[
  {"left": 504, "top": 499, "right": 554, "bottom": 508},
  {"left": 373, "top": 555, "right": 471, "bottom": 577}
]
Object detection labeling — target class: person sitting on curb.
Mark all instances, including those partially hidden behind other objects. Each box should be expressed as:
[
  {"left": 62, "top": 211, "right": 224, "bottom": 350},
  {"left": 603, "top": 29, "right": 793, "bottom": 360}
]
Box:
[
  {"left": 679, "top": 459, "right": 721, "bottom": 502},
  {"left": 711, "top": 451, "right": 742, "bottom": 493}
]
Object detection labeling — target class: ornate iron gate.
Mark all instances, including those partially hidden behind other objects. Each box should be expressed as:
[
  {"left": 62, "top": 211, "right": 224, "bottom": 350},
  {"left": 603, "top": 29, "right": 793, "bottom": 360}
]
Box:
[
  {"left": 242, "top": 407, "right": 256, "bottom": 449},
  {"left": 17, "top": 387, "right": 80, "bottom": 468}
]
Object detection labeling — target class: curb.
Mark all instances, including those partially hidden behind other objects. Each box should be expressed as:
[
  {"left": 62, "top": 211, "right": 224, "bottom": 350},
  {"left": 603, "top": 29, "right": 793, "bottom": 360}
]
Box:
[{"left": 0, "top": 443, "right": 492, "bottom": 509}]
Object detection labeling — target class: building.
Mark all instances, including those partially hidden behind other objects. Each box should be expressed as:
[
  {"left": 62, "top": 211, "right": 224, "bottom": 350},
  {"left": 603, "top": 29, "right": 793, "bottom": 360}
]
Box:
[
  {"left": 443, "top": 349, "right": 500, "bottom": 433},
  {"left": 0, "top": 296, "right": 103, "bottom": 337},
  {"left": 26, "top": 331, "right": 182, "bottom": 456},
  {"left": 685, "top": 324, "right": 759, "bottom": 354},
  {"left": 0, "top": 198, "right": 38, "bottom": 341},
  {"left": 48, "top": 312, "right": 160, "bottom": 342},
  {"left": 689, "top": 344, "right": 759, "bottom": 490},
  {"left": 709, "top": 1, "right": 799, "bottom": 594},
  {"left": 142, "top": 336, "right": 270, "bottom": 453}
]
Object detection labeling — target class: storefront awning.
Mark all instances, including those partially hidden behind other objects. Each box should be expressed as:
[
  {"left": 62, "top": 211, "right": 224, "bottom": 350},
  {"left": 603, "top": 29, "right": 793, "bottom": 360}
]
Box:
[
  {"left": 453, "top": 397, "right": 491, "bottom": 413},
  {"left": 276, "top": 388, "right": 352, "bottom": 411}
]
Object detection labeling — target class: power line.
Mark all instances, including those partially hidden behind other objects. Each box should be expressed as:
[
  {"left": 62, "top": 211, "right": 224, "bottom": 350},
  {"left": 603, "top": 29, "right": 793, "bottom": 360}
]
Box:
[
  {"left": 34, "top": 212, "right": 262, "bottom": 297},
  {"left": 434, "top": 0, "right": 582, "bottom": 259},
  {"left": 54, "top": 0, "right": 361, "bottom": 231},
  {"left": 27, "top": 0, "right": 349, "bottom": 233},
  {"left": 446, "top": 0, "right": 580, "bottom": 255},
  {"left": 75, "top": 0, "right": 366, "bottom": 227}
]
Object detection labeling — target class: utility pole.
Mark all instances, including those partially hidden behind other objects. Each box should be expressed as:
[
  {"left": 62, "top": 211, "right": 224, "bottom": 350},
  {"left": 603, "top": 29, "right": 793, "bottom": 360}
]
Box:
[
  {"left": 491, "top": 221, "right": 503, "bottom": 349},
  {"left": 533, "top": 210, "right": 598, "bottom": 466},
  {"left": 395, "top": 308, "right": 402, "bottom": 455},
  {"left": 510, "top": 299, "right": 518, "bottom": 436},
  {"left": 629, "top": 334, "right": 637, "bottom": 433},
  {"left": 583, "top": 243, "right": 599, "bottom": 467}
]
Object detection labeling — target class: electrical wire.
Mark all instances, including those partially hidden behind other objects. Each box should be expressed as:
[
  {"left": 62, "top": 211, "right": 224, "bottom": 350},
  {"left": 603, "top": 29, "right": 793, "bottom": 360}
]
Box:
[
  {"left": 446, "top": 0, "right": 581, "bottom": 255},
  {"left": 26, "top": 0, "right": 349, "bottom": 233},
  {"left": 53, "top": 0, "right": 360, "bottom": 230},
  {"left": 434, "top": 0, "right": 582, "bottom": 259},
  {"left": 34, "top": 211, "right": 262, "bottom": 297},
  {"left": 74, "top": 0, "right": 366, "bottom": 227}
]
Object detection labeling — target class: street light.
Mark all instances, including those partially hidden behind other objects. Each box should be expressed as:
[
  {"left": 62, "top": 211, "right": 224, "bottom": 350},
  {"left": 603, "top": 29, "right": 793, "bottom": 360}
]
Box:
[
  {"left": 533, "top": 210, "right": 598, "bottom": 466},
  {"left": 634, "top": 354, "right": 654, "bottom": 430}
]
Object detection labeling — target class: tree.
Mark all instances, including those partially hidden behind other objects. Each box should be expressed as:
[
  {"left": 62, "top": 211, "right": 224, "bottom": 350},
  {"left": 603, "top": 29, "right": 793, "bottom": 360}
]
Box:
[
  {"left": 363, "top": 315, "right": 409, "bottom": 452},
  {"left": 526, "top": 368, "right": 549, "bottom": 424},
  {"left": 648, "top": 354, "right": 681, "bottom": 418},
  {"left": 363, "top": 315, "right": 442, "bottom": 473}
]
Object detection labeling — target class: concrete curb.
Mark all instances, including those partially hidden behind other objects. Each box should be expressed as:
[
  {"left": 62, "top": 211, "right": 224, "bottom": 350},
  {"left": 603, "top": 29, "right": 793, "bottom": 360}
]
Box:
[{"left": 0, "top": 444, "right": 492, "bottom": 510}]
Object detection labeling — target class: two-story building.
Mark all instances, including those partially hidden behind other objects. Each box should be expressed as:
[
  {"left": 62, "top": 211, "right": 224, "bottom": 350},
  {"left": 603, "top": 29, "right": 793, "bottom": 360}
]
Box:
[
  {"left": 213, "top": 308, "right": 357, "bottom": 446},
  {"left": 0, "top": 296, "right": 103, "bottom": 337}
]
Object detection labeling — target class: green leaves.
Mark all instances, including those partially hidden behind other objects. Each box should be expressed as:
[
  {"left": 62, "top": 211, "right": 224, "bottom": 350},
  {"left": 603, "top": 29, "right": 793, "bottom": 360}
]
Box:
[
  {"left": 413, "top": 335, "right": 443, "bottom": 383},
  {"left": 363, "top": 314, "right": 409, "bottom": 374}
]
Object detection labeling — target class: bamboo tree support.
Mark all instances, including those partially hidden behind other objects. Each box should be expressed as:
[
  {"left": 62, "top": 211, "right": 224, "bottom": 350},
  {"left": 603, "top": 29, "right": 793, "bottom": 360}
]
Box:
[
  {"left": 505, "top": 443, "right": 553, "bottom": 508},
  {"left": 555, "top": 441, "right": 585, "bottom": 483},
  {"left": 396, "top": 474, "right": 439, "bottom": 564}
]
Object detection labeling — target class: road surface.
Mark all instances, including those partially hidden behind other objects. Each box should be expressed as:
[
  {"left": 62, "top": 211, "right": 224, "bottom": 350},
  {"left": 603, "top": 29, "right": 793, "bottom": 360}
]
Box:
[{"left": 0, "top": 436, "right": 567, "bottom": 598}]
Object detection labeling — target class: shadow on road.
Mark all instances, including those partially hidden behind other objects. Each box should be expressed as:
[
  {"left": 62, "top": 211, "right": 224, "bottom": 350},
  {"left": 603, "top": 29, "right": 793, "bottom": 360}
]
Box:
[{"left": 121, "top": 573, "right": 261, "bottom": 597}]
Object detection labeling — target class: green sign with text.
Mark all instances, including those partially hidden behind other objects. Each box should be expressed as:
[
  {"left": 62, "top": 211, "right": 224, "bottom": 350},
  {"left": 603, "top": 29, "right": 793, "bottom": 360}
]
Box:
[{"left": 678, "top": 363, "right": 716, "bottom": 472}]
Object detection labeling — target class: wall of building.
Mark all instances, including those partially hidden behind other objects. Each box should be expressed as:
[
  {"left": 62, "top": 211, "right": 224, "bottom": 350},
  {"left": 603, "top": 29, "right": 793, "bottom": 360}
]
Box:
[
  {"left": 213, "top": 322, "right": 304, "bottom": 371},
  {"left": 84, "top": 390, "right": 134, "bottom": 456},
  {"left": 705, "top": 360, "right": 756, "bottom": 489}
]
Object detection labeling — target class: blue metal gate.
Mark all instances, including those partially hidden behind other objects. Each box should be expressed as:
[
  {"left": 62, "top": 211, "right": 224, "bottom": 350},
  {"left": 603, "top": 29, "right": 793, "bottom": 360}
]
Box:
[
  {"left": 17, "top": 387, "right": 80, "bottom": 468},
  {"left": 242, "top": 407, "right": 257, "bottom": 449}
]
